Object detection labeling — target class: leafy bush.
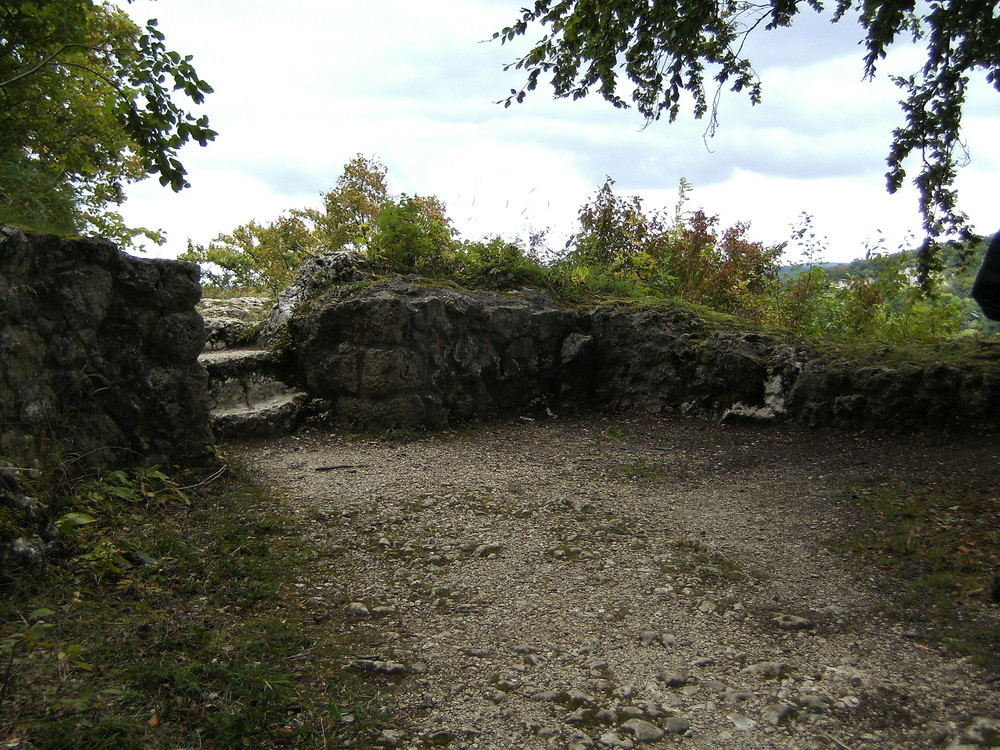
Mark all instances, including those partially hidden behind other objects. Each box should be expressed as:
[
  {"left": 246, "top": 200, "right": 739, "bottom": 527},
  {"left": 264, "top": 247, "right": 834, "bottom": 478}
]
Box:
[
  {"left": 298, "top": 154, "right": 389, "bottom": 250},
  {"left": 366, "top": 194, "right": 455, "bottom": 275},
  {"left": 568, "top": 178, "right": 648, "bottom": 269},
  {"left": 647, "top": 210, "right": 783, "bottom": 316},
  {"left": 774, "top": 221, "right": 967, "bottom": 344},
  {"left": 452, "top": 237, "right": 553, "bottom": 290},
  {"left": 181, "top": 214, "right": 316, "bottom": 296},
  {"left": 184, "top": 160, "right": 985, "bottom": 346},
  {"left": 554, "top": 179, "right": 784, "bottom": 317}
]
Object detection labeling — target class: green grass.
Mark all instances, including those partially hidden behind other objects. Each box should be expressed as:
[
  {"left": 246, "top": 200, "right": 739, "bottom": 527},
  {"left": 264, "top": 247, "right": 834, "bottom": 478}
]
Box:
[
  {"left": 830, "top": 481, "right": 1000, "bottom": 668},
  {"left": 802, "top": 333, "right": 1000, "bottom": 367},
  {"left": 0, "top": 463, "right": 386, "bottom": 749}
]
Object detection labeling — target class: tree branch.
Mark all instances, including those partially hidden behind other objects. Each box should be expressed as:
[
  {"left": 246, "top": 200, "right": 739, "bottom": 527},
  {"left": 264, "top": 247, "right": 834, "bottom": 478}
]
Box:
[{"left": 0, "top": 43, "right": 102, "bottom": 89}]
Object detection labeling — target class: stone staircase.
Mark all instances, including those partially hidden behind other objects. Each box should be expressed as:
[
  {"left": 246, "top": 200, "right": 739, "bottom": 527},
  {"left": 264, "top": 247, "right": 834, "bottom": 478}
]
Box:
[
  {"left": 198, "top": 299, "right": 311, "bottom": 440},
  {"left": 199, "top": 348, "right": 311, "bottom": 440}
]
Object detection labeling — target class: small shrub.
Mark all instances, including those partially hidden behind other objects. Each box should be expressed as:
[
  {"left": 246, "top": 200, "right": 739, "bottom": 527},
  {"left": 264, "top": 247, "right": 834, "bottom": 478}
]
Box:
[
  {"left": 366, "top": 194, "right": 455, "bottom": 276},
  {"left": 180, "top": 214, "right": 318, "bottom": 296},
  {"left": 452, "top": 236, "right": 551, "bottom": 290}
]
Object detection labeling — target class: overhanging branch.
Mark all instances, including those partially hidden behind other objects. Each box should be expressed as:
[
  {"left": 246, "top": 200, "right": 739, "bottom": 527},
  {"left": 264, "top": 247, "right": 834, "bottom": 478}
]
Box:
[{"left": 0, "top": 43, "right": 102, "bottom": 88}]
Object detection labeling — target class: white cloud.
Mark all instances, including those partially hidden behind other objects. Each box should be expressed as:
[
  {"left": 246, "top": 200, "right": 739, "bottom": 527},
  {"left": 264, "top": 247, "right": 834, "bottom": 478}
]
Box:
[{"left": 116, "top": 0, "right": 999, "bottom": 265}]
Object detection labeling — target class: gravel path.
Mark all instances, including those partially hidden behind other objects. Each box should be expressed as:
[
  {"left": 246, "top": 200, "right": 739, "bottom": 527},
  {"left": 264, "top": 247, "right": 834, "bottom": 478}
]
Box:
[{"left": 232, "top": 413, "right": 1000, "bottom": 750}]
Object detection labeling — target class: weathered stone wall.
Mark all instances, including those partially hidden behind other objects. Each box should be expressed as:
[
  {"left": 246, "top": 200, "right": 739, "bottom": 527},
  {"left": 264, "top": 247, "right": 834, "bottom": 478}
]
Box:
[
  {"left": 587, "top": 307, "right": 1000, "bottom": 430},
  {"left": 289, "top": 280, "right": 588, "bottom": 429},
  {"left": 286, "top": 274, "right": 1000, "bottom": 432},
  {"left": 586, "top": 309, "right": 806, "bottom": 419},
  {"left": 787, "top": 354, "right": 1000, "bottom": 430},
  {"left": 0, "top": 227, "right": 213, "bottom": 473}
]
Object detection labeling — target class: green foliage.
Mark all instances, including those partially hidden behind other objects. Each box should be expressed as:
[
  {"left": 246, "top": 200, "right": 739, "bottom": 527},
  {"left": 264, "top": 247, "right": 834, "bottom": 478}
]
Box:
[
  {"left": 190, "top": 160, "right": 987, "bottom": 346},
  {"left": 367, "top": 200, "right": 556, "bottom": 291},
  {"left": 180, "top": 214, "right": 316, "bottom": 296},
  {"left": 0, "top": 153, "right": 81, "bottom": 235},
  {"left": 0, "top": 1, "right": 215, "bottom": 248},
  {"left": 775, "top": 218, "right": 976, "bottom": 343},
  {"left": 367, "top": 194, "right": 456, "bottom": 275},
  {"left": 569, "top": 178, "right": 648, "bottom": 269},
  {"left": 553, "top": 184, "right": 972, "bottom": 344},
  {"left": 44, "top": 467, "right": 191, "bottom": 586},
  {"left": 775, "top": 263, "right": 965, "bottom": 344},
  {"left": 182, "top": 155, "right": 390, "bottom": 295},
  {"left": 298, "top": 153, "right": 389, "bottom": 250},
  {"left": 494, "top": 0, "right": 999, "bottom": 244},
  {"left": 451, "top": 236, "right": 553, "bottom": 290},
  {"left": 556, "top": 179, "right": 784, "bottom": 318},
  {"left": 191, "top": 154, "right": 557, "bottom": 296},
  {"left": 1, "top": 464, "right": 383, "bottom": 748},
  {"left": 651, "top": 209, "right": 783, "bottom": 315}
]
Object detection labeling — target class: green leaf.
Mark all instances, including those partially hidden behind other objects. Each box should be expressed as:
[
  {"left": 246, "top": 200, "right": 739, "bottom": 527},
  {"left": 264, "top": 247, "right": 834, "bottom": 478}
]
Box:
[
  {"left": 107, "top": 486, "right": 137, "bottom": 500},
  {"left": 27, "top": 621, "right": 52, "bottom": 643},
  {"left": 130, "top": 550, "right": 158, "bottom": 566},
  {"left": 57, "top": 512, "right": 97, "bottom": 531}
]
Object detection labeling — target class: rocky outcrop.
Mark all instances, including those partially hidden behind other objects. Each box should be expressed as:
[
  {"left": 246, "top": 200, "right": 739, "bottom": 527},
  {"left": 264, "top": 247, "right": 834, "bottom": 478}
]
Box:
[
  {"left": 788, "top": 352, "right": 1000, "bottom": 430},
  {"left": 589, "top": 308, "right": 1000, "bottom": 429},
  {"left": 0, "top": 227, "right": 213, "bottom": 473},
  {"left": 0, "top": 463, "right": 56, "bottom": 580},
  {"left": 586, "top": 309, "right": 807, "bottom": 419},
  {"left": 258, "top": 249, "right": 368, "bottom": 346},
  {"left": 200, "top": 296, "right": 270, "bottom": 350},
  {"left": 284, "top": 281, "right": 815, "bottom": 431}
]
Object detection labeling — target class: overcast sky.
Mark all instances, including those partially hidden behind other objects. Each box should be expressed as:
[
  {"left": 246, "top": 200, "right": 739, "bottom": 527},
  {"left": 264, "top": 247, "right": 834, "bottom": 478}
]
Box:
[{"left": 117, "top": 0, "right": 1000, "bottom": 264}]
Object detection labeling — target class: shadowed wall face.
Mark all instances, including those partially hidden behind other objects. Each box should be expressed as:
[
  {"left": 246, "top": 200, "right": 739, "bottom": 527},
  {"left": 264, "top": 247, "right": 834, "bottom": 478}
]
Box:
[{"left": 0, "top": 227, "right": 213, "bottom": 474}]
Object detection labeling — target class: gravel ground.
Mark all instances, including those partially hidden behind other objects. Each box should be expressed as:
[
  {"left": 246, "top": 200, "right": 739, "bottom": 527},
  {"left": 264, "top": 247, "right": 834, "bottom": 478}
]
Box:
[{"left": 231, "top": 413, "right": 1000, "bottom": 750}]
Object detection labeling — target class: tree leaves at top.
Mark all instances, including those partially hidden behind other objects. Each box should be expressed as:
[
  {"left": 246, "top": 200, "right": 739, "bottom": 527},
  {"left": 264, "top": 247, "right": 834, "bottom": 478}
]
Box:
[
  {"left": 0, "top": 1, "right": 216, "bottom": 245},
  {"left": 496, "top": 0, "right": 767, "bottom": 122},
  {"left": 494, "top": 0, "right": 1000, "bottom": 247},
  {"left": 296, "top": 154, "right": 390, "bottom": 250},
  {"left": 181, "top": 155, "right": 394, "bottom": 294}
]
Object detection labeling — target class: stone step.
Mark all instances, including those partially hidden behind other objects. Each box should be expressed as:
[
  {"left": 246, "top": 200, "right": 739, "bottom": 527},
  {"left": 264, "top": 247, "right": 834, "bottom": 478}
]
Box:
[
  {"left": 199, "top": 347, "right": 287, "bottom": 379},
  {"left": 200, "top": 348, "right": 309, "bottom": 439},
  {"left": 211, "top": 389, "right": 312, "bottom": 440}
]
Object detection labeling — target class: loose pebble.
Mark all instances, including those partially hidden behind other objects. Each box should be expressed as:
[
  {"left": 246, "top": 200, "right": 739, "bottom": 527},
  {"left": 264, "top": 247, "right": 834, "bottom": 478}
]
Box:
[{"left": 620, "top": 718, "right": 664, "bottom": 742}]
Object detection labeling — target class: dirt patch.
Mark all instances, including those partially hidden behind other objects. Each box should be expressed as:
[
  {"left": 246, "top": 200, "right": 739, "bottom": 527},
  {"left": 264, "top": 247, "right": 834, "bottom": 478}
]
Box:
[{"left": 231, "top": 413, "right": 1000, "bottom": 749}]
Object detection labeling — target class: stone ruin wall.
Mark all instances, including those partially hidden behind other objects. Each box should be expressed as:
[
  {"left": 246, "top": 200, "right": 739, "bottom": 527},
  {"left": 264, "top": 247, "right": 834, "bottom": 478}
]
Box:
[
  {"left": 5, "top": 225, "right": 990, "bottom": 468},
  {"left": 3, "top": 236, "right": 998, "bottom": 575},
  {"left": 282, "top": 271, "right": 1000, "bottom": 434},
  {"left": 0, "top": 227, "right": 213, "bottom": 475}
]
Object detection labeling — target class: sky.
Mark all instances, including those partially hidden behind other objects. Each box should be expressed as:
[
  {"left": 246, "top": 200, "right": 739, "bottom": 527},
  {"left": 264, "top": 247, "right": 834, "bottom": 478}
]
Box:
[{"left": 116, "top": 0, "right": 1000, "bottom": 264}]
